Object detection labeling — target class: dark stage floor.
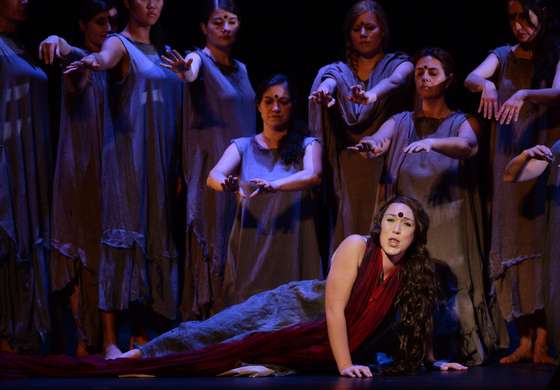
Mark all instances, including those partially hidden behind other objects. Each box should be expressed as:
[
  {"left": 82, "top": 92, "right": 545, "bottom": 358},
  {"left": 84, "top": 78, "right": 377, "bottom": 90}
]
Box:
[{"left": 1, "top": 364, "right": 558, "bottom": 390}]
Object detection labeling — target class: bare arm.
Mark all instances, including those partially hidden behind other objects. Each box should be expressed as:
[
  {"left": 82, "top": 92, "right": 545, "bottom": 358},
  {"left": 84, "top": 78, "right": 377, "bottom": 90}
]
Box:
[
  {"left": 348, "top": 61, "right": 413, "bottom": 105},
  {"left": 349, "top": 117, "right": 396, "bottom": 158},
  {"left": 309, "top": 76, "right": 337, "bottom": 107},
  {"left": 251, "top": 141, "right": 322, "bottom": 192},
  {"left": 207, "top": 143, "right": 242, "bottom": 192},
  {"left": 510, "top": 60, "right": 560, "bottom": 104},
  {"left": 404, "top": 117, "right": 479, "bottom": 159},
  {"left": 38, "top": 35, "right": 73, "bottom": 64},
  {"left": 326, "top": 235, "right": 372, "bottom": 378},
  {"left": 464, "top": 53, "right": 500, "bottom": 120},
  {"left": 65, "top": 36, "right": 126, "bottom": 73},
  {"left": 503, "top": 145, "right": 552, "bottom": 182}
]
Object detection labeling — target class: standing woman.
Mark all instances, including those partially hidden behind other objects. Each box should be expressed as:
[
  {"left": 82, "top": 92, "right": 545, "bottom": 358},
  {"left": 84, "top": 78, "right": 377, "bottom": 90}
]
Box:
[
  {"left": 161, "top": 0, "right": 255, "bottom": 318},
  {"left": 308, "top": 0, "right": 413, "bottom": 254},
  {"left": 354, "top": 48, "right": 496, "bottom": 365},
  {"left": 465, "top": 0, "right": 560, "bottom": 364},
  {"left": 206, "top": 74, "right": 322, "bottom": 307},
  {"left": 66, "top": 0, "right": 183, "bottom": 358},
  {"left": 0, "top": 0, "right": 51, "bottom": 352},
  {"left": 38, "top": 0, "right": 118, "bottom": 355}
]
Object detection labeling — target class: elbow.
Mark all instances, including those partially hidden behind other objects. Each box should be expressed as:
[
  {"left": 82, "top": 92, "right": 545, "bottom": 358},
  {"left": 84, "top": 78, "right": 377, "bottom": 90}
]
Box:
[
  {"left": 308, "top": 171, "right": 322, "bottom": 187},
  {"left": 503, "top": 171, "right": 515, "bottom": 183}
]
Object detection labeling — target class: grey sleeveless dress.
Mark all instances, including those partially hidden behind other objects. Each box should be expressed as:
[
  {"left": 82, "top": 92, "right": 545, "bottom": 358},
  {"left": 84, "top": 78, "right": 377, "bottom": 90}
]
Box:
[
  {"left": 383, "top": 111, "right": 496, "bottom": 365},
  {"left": 0, "top": 33, "right": 51, "bottom": 350},
  {"left": 489, "top": 46, "right": 560, "bottom": 324},
  {"left": 221, "top": 136, "right": 323, "bottom": 307},
  {"left": 50, "top": 48, "right": 108, "bottom": 347},
  {"left": 308, "top": 54, "right": 412, "bottom": 254},
  {"left": 181, "top": 49, "right": 256, "bottom": 319},
  {"left": 98, "top": 34, "right": 182, "bottom": 320},
  {"left": 545, "top": 141, "right": 560, "bottom": 356}
]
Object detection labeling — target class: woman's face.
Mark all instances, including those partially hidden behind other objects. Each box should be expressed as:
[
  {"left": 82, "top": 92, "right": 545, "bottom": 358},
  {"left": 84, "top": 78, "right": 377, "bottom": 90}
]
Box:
[
  {"left": 0, "top": 0, "right": 28, "bottom": 23},
  {"left": 258, "top": 82, "right": 293, "bottom": 131},
  {"left": 379, "top": 202, "right": 416, "bottom": 260},
  {"left": 415, "top": 56, "right": 450, "bottom": 99},
  {"left": 350, "top": 11, "right": 383, "bottom": 57},
  {"left": 81, "top": 8, "right": 118, "bottom": 50},
  {"left": 508, "top": 0, "right": 541, "bottom": 44},
  {"left": 127, "top": 0, "right": 163, "bottom": 27},
  {"left": 202, "top": 8, "right": 240, "bottom": 50}
]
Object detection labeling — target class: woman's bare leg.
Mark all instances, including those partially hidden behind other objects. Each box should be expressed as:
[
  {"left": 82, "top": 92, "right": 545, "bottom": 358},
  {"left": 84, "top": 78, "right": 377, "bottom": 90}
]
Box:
[{"left": 102, "top": 310, "right": 122, "bottom": 359}]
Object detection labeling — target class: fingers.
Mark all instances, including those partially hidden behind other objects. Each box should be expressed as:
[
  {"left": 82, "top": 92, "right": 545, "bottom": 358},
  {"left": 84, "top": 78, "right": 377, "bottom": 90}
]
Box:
[
  {"left": 185, "top": 57, "right": 193, "bottom": 70},
  {"left": 342, "top": 366, "right": 372, "bottom": 378}
]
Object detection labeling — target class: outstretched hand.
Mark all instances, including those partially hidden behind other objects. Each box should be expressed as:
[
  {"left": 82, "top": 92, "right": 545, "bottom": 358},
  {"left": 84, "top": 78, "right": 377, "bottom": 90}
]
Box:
[
  {"left": 217, "top": 365, "right": 275, "bottom": 378},
  {"left": 160, "top": 49, "right": 193, "bottom": 80},
  {"left": 478, "top": 81, "right": 498, "bottom": 120},
  {"left": 433, "top": 360, "right": 468, "bottom": 371},
  {"left": 340, "top": 365, "right": 373, "bottom": 378},
  {"left": 309, "top": 87, "right": 336, "bottom": 107},
  {"left": 347, "top": 138, "right": 390, "bottom": 158},
  {"left": 346, "top": 85, "right": 377, "bottom": 105},
  {"left": 404, "top": 139, "right": 434, "bottom": 154},
  {"left": 64, "top": 54, "right": 101, "bottom": 74},
  {"left": 221, "top": 175, "right": 240, "bottom": 192},
  {"left": 496, "top": 90, "right": 526, "bottom": 125}
]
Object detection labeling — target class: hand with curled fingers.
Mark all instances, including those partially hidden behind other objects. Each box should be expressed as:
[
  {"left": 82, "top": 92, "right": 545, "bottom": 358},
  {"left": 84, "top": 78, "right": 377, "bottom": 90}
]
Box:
[
  {"left": 523, "top": 144, "right": 553, "bottom": 162},
  {"left": 496, "top": 90, "right": 527, "bottom": 125},
  {"left": 432, "top": 360, "right": 469, "bottom": 372},
  {"left": 348, "top": 137, "right": 390, "bottom": 158},
  {"left": 478, "top": 80, "right": 499, "bottom": 120},
  {"left": 39, "top": 35, "right": 72, "bottom": 65},
  {"left": 340, "top": 364, "right": 373, "bottom": 378},
  {"left": 347, "top": 85, "right": 377, "bottom": 105},
  {"left": 217, "top": 365, "right": 275, "bottom": 378},
  {"left": 404, "top": 138, "right": 434, "bottom": 154},
  {"left": 221, "top": 175, "right": 240, "bottom": 192},
  {"left": 309, "top": 84, "right": 336, "bottom": 108},
  {"left": 250, "top": 178, "right": 278, "bottom": 194},
  {"left": 160, "top": 49, "right": 193, "bottom": 80},
  {"left": 64, "top": 53, "right": 102, "bottom": 74}
]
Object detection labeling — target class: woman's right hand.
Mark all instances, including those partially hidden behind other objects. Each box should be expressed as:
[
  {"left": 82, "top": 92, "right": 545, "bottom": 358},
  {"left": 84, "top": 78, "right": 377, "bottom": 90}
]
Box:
[
  {"left": 340, "top": 365, "right": 373, "bottom": 378},
  {"left": 221, "top": 175, "right": 240, "bottom": 192},
  {"left": 478, "top": 80, "right": 499, "bottom": 120},
  {"left": 64, "top": 53, "right": 101, "bottom": 74},
  {"left": 347, "top": 137, "right": 390, "bottom": 158},
  {"left": 38, "top": 35, "right": 71, "bottom": 65},
  {"left": 160, "top": 49, "right": 193, "bottom": 80},
  {"left": 309, "top": 83, "right": 336, "bottom": 107}
]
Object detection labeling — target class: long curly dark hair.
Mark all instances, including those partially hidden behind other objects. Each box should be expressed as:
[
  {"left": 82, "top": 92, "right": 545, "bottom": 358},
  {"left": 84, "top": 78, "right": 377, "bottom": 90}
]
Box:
[
  {"left": 506, "top": 0, "right": 560, "bottom": 87},
  {"left": 343, "top": 0, "right": 390, "bottom": 74},
  {"left": 369, "top": 196, "right": 438, "bottom": 374},
  {"left": 256, "top": 74, "right": 307, "bottom": 166}
]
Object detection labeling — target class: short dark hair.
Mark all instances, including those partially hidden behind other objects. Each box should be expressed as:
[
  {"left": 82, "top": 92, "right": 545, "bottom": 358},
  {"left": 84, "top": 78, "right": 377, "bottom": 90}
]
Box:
[{"left": 79, "top": 0, "right": 114, "bottom": 23}]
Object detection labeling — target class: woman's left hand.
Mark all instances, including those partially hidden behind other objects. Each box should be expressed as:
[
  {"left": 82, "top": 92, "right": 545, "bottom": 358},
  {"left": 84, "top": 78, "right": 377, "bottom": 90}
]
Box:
[
  {"left": 433, "top": 360, "right": 468, "bottom": 371},
  {"left": 496, "top": 90, "right": 527, "bottom": 125},
  {"left": 250, "top": 179, "right": 278, "bottom": 194},
  {"left": 347, "top": 85, "right": 378, "bottom": 105},
  {"left": 217, "top": 365, "right": 275, "bottom": 377},
  {"left": 404, "top": 139, "right": 434, "bottom": 154}
]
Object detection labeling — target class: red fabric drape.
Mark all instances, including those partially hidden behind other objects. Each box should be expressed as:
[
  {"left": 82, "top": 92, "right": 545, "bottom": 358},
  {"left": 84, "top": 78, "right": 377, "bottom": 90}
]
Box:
[{"left": 0, "top": 241, "right": 401, "bottom": 379}]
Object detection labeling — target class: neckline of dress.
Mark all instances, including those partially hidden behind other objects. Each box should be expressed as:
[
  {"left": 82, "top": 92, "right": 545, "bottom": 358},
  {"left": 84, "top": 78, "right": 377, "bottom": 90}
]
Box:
[{"left": 200, "top": 48, "right": 238, "bottom": 73}]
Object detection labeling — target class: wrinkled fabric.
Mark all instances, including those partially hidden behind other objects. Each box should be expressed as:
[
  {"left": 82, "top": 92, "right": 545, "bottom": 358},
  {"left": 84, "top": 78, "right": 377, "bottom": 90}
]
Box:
[
  {"left": 0, "top": 240, "right": 401, "bottom": 378},
  {"left": 50, "top": 47, "right": 107, "bottom": 347},
  {"left": 488, "top": 46, "right": 560, "bottom": 322},
  {"left": 545, "top": 141, "right": 560, "bottom": 355},
  {"left": 220, "top": 136, "right": 323, "bottom": 308},
  {"left": 0, "top": 33, "right": 51, "bottom": 350},
  {"left": 382, "top": 111, "right": 496, "bottom": 365},
  {"left": 99, "top": 34, "right": 182, "bottom": 319},
  {"left": 181, "top": 49, "right": 256, "bottom": 319},
  {"left": 308, "top": 54, "right": 412, "bottom": 254}
]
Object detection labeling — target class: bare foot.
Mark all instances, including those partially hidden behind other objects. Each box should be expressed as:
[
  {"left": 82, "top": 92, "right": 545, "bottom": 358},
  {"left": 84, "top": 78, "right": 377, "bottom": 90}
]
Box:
[
  {"left": 104, "top": 344, "right": 123, "bottom": 360},
  {"left": 500, "top": 345, "right": 533, "bottom": 364},
  {"left": 533, "top": 346, "right": 555, "bottom": 365},
  {"left": 0, "top": 339, "right": 15, "bottom": 353},
  {"left": 129, "top": 335, "right": 149, "bottom": 350},
  {"left": 120, "top": 348, "right": 143, "bottom": 359},
  {"left": 75, "top": 340, "right": 89, "bottom": 357}
]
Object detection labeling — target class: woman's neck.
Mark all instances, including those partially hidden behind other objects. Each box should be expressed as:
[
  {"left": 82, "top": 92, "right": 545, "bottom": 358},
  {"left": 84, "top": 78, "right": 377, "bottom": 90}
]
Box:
[
  {"left": 258, "top": 127, "right": 288, "bottom": 149},
  {"left": 356, "top": 51, "right": 384, "bottom": 79},
  {"left": 418, "top": 96, "right": 451, "bottom": 119},
  {"left": 0, "top": 17, "right": 17, "bottom": 33},
  {"left": 123, "top": 21, "right": 151, "bottom": 44},
  {"left": 381, "top": 249, "right": 400, "bottom": 279},
  {"left": 84, "top": 39, "right": 101, "bottom": 53},
  {"left": 204, "top": 43, "right": 232, "bottom": 67},
  {"left": 512, "top": 43, "right": 534, "bottom": 60}
]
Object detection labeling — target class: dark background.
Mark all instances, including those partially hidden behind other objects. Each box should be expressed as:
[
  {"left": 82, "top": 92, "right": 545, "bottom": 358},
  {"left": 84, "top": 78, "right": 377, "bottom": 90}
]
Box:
[{"left": 24, "top": 0, "right": 551, "bottom": 119}]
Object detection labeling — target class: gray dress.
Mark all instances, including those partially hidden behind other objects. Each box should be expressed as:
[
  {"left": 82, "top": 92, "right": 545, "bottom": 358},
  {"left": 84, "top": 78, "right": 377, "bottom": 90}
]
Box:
[
  {"left": 545, "top": 141, "right": 560, "bottom": 355},
  {"left": 308, "top": 54, "right": 412, "bottom": 253},
  {"left": 182, "top": 49, "right": 256, "bottom": 319},
  {"left": 221, "top": 136, "right": 323, "bottom": 307},
  {"left": 50, "top": 48, "right": 108, "bottom": 347},
  {"left": 0, "top": 33, "right": 51, "bottom": 350},
  {"left": 489, "top": 46, "right": 560, "bottom": 323},
  {"left": 99, "top": 34, "right": 182, "bottom": 320},
  {"left": 383, "top": 111, "right": 495, "bottom": 365}
]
